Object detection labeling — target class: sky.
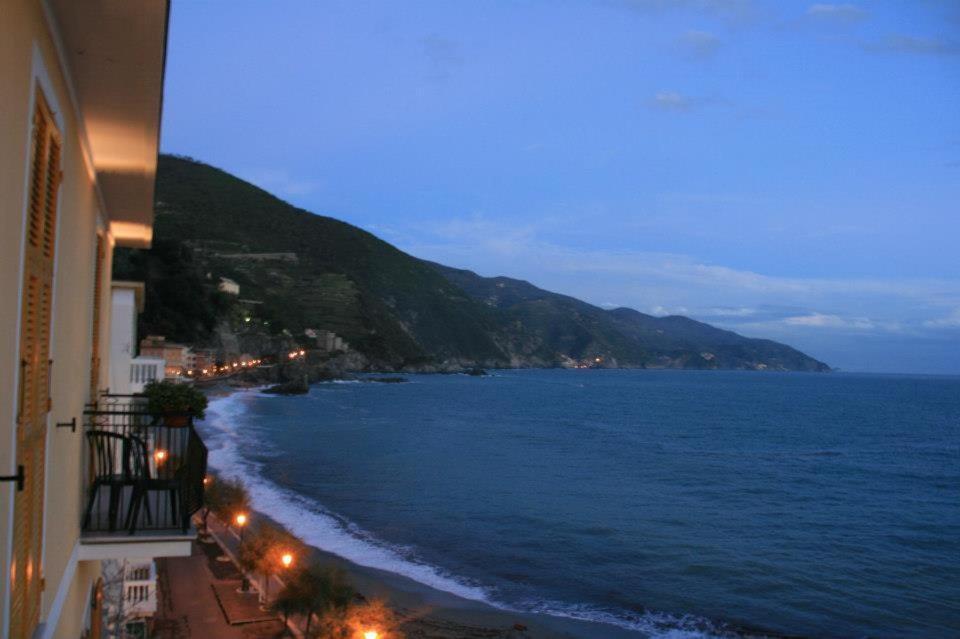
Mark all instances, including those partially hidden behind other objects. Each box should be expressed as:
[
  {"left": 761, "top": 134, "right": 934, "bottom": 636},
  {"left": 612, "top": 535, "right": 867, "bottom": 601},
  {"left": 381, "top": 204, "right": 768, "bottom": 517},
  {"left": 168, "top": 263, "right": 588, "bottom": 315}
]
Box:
[{"left": 160, "top": 1, "right": 960, "bottom": 374}]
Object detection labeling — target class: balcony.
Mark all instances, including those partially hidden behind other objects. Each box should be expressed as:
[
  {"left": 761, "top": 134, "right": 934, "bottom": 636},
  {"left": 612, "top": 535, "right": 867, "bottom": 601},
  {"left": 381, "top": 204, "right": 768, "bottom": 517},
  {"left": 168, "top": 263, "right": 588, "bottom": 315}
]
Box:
[{"left": 79, "top": 396, "right": 207, "bottom": 559}]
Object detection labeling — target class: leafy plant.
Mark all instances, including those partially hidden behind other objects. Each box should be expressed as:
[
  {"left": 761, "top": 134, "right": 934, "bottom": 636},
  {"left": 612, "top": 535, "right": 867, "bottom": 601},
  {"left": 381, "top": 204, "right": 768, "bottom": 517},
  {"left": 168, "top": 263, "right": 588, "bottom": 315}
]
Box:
[
  {"left": 295, "top": 565, "right": 355, "bottom": 636},
  {"left": 143, "top": 380, "right": 208, "bottom": 419},
  {"left": 204, "top": 475, "right": 251, "bottom": 530}
]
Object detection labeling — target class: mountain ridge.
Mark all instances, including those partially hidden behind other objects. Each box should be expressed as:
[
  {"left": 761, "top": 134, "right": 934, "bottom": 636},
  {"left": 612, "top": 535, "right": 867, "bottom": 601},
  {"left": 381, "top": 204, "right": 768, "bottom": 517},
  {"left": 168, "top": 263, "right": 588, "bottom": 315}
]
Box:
[{"left": 122, "top": 155, "right": 829, "bottom": 372}]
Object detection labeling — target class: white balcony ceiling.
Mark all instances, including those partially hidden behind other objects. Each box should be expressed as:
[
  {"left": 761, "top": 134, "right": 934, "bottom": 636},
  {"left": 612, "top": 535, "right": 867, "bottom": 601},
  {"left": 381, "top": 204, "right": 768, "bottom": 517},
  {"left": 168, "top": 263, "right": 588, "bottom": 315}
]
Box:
[{"left": 48, "top": 0, "right": 169, "bottom": 248}]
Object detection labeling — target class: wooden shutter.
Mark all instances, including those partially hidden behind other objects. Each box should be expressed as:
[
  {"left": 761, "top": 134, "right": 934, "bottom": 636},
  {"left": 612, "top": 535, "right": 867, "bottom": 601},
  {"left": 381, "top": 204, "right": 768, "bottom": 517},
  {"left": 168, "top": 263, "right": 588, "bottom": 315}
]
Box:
[
  {"left": 89, "top": 235, "right": 105, "bottom": 400},
  {"left": 9, "top": 88, "right": 61, "bottom": 639}
]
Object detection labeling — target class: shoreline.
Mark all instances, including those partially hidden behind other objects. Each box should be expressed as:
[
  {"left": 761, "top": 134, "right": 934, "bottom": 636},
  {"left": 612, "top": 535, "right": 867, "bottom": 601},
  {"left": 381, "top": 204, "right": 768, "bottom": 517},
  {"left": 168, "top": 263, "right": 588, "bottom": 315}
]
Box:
[{"left": 198, "top": 382, "right": 654, "bottom": 638}]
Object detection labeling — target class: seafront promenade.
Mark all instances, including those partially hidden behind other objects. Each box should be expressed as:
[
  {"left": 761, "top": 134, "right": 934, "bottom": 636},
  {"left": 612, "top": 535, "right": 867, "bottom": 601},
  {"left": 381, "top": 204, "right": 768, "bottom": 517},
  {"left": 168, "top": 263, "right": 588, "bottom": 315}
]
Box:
[
  {"left": 154, "top": 514, "right": 292, "bottom": 638},
  {"left": 154, "top": 510, "right": 544, "bottom": 638}
]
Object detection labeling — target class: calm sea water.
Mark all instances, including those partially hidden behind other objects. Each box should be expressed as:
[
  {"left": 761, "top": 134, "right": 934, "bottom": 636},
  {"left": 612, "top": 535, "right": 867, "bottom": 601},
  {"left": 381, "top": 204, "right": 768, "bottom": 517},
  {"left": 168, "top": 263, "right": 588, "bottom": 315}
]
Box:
[{"left": 201, "top": 370, "right": 960, "bottom": 638}]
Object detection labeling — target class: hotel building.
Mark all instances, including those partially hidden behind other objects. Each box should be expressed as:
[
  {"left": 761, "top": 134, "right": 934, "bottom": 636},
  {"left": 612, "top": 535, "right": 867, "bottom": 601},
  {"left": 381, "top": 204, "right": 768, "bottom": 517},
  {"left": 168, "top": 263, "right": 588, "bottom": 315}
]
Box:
[{"left": 1, "top": 2, "right": 206, "bottom": 638}]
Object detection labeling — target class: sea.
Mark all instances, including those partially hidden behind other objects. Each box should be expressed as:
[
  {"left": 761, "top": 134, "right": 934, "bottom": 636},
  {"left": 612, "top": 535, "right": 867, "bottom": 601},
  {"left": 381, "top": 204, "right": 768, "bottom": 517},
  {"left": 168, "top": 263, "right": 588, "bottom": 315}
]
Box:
[{"left": 198, "top": 370, "right": 960, "bottom": 638}]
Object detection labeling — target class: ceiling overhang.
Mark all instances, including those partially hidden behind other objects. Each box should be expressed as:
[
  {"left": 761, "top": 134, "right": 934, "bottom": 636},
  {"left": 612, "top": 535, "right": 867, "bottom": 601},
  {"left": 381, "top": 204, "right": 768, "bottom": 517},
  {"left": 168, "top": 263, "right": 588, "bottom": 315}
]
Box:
[{"left": 47, "top": 0, "right": 170, "bottom": 248}]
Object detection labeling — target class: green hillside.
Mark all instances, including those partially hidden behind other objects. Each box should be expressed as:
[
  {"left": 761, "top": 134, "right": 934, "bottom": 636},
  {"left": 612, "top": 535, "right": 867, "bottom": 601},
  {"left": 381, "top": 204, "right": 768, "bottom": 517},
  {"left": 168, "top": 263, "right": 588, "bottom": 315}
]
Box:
[{"left": 118, "top": 155, "right": 828, "bottom": 372}]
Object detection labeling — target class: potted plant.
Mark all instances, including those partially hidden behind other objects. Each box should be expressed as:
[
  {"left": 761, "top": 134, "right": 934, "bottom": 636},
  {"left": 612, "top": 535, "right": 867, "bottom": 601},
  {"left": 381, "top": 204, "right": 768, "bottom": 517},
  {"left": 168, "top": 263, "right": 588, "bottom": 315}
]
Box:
[{"left": 143, "top": 380, "right": 208, "bottom": 426}]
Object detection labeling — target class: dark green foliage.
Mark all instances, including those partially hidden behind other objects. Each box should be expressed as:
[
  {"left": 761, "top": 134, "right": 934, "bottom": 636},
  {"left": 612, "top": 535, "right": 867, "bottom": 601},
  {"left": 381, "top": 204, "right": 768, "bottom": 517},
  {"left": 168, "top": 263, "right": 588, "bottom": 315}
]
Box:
[
  {"left": 138, "top": 155, "right": 828, "bottom": 371},
  {"left": 238, "top": 522, "right": 307, "bottom": 580},
  {"left": 270, "top": 581, "right": 305, "bottom": 629},
  {"left": 113, "top": 239, "right": 234, "bottom": 344},
  {"left": 292, "top": 565, "right": 355, "bottom": 635},
  {"left": 142, "top": 380, "right": 208, "bottom": 419},
  {"left": 204, "top": 476, "right": 251, "bottom": 523}
]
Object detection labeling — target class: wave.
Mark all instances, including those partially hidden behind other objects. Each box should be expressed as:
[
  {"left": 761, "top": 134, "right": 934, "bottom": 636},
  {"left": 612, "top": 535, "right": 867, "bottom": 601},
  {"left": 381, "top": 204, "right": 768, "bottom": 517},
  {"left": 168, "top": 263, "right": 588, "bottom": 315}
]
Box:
[
  {"left": 199, "top": 391, "right": 731, "bottom": 639},
  {"left": 200, "top": 391, "right": 492, "bottom": 603}
]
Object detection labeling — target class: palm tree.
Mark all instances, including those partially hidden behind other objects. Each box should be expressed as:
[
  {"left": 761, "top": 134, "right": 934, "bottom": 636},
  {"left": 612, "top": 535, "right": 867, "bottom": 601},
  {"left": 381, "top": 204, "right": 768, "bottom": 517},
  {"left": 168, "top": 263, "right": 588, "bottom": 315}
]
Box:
[
  {"left": 204, "top": 476, "right": 251, "bottom": 532},
  {"left": 297, "top": 565, "right": 354, "bottom": 636},
  {"left": 238, "top": 523, "right": 307, "bottom": 604},
  {"left": 270, "top": 578, "right": 309, "bottom": 636}
]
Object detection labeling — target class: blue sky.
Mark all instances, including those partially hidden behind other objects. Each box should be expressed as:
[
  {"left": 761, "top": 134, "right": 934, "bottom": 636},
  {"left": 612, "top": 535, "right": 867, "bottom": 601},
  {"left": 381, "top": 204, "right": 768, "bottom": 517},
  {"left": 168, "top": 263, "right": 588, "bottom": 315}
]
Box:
[{"left": 160, "top": 1, "right": 960, "bottom": 374}]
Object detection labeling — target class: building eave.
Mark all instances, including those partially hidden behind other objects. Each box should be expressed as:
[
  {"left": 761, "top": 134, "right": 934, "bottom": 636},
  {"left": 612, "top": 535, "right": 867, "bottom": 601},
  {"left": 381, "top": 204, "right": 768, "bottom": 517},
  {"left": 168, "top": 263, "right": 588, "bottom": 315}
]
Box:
[{"left": 45, "top": 0, "right": 170, "bottom": 248}]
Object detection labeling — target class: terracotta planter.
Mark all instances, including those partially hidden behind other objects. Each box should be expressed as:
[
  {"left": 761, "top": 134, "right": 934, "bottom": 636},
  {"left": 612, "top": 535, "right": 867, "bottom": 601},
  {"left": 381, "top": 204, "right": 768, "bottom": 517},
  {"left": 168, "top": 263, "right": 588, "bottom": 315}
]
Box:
[{"left": 164, "top": 414, "right": 190, "bottom": 428}]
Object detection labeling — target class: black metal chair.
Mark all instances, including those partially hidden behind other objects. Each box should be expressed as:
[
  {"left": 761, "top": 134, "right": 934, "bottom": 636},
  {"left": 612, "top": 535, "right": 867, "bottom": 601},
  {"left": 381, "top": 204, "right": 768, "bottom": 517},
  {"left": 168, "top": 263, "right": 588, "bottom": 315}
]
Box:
[
  {"left": 82, "top": 430, "right": 139, "bottom": 532},
  {"left": 124, "top": 434, "right": 187, "bottom": 534}
]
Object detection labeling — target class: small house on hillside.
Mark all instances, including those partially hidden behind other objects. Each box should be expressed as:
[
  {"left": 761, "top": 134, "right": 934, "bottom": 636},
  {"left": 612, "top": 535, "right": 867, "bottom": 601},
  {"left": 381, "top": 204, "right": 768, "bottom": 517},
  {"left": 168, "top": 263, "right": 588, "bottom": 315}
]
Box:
[{"left": 218, "top": 276, "right": 240, "bottom": 295}]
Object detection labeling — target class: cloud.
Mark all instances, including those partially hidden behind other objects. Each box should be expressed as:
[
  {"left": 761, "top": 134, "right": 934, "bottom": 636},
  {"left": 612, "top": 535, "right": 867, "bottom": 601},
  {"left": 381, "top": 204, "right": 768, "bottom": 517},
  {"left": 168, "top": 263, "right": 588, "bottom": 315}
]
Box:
[
  {"left": 614, "top": 0, "right": 754, "bottom": 19},
  {"left": 706, "top": 306, "right": 758, "bottom": 317},
  {"left": 647, "top": 90, "right": 713, "bottom": 112},
  {"left": 390, "top": 213, "right": 960, "bottom": 353},
  {"left": 651, "top": 305, "right": 690, "bottom": 316},
  {"left": 923, "top": 309, "right": 960, "bottom": 328},
  {"left": 677, "top": 30, "right": 722, "bottom": 60},
  {"left": 239, "top": 168, "right": 321, "bottom": 198},
  {"left": 805, "top": 4, "right": 868, "bottom": 23},
  {"left": 863, "top": 35, "right": 960, "bottom": 56},
  {"left": 420, "top": 34, "right": 463, "bottom": 81},
  {"left": 782, "top": 313, "right": 876, "bottom": 330}
]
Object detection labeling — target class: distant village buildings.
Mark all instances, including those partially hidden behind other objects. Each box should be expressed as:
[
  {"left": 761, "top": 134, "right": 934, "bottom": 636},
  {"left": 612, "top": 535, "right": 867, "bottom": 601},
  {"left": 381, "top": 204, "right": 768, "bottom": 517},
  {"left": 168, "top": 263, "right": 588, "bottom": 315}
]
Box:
[
  {"left": 188, "top": 348, "right": 218, "bottom": 373},
  {"left": 216, "top": 251, "right": 298, "bottom": 262},
  {"left": 217, "top": 276, "right": 240, "bottom": 295},
  {"left": 140, "top": 335, "right": 191, "bottom": 379},
  {"left": 309, "top": 329, "right": 349, "bottom": 352}
]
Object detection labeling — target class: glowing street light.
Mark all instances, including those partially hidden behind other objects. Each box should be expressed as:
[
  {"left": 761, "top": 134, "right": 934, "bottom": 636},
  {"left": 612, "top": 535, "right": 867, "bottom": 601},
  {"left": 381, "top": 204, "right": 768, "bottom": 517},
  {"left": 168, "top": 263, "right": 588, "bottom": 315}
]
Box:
[
  {"left": 235, "top": 512, "right": 250, "bottom": 592},
  {"left": 363, "top": 631, "right": 379, "bottom": 639},
  {"left": 261, "top": 550, "right": 295, "bottom": 604},
  {"left": 154, "top": 449, "right": 168, "bottom": 464}
]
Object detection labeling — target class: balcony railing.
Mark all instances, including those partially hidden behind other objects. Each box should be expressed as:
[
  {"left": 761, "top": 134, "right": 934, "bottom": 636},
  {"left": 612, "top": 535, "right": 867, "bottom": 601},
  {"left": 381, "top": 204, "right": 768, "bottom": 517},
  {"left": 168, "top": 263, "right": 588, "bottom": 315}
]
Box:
[{"left": 82, "top": 397, "right": 207, "bottom": 536}]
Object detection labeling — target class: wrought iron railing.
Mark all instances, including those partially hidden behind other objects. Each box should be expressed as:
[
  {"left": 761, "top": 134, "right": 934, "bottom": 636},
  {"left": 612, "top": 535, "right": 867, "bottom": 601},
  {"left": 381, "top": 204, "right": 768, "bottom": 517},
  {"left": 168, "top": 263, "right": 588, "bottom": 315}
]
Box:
[{"left": 81, "top": 398, "right": 207, "bottom": 535}]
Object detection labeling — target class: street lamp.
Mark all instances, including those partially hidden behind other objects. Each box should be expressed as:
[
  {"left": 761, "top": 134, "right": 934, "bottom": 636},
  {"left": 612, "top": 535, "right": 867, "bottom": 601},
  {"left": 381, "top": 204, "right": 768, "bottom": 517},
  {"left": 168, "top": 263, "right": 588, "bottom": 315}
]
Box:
[
  {"left": 364, "top": 631, "right": 379, "bottom": 639},
  {"left": 235, "top": 513, "right": 249, "bottom": 591},
  {"left": 234, "top": 513, "right": 248, "bottom": 540},
  {"left": 261, "top": 550, "right": 295, "bottom": 607}
]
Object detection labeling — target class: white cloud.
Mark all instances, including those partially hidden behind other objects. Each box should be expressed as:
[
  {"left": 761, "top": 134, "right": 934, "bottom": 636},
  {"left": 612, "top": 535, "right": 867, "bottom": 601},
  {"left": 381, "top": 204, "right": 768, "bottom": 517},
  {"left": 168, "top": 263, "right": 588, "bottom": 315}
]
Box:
[
  {"left": 420, "top": 34, "right": 463, "bottom": 81},
  {"left": 614, "top": 0, "right": 755, "bottom": 21},
  {"left": 677, "top": 30, "right": 721, "bottom": 60},
  {"left": 389, "top": 214, "right": 960, "bottom": 346},
  {"left": 805, "top": 4, "right": 867, "bottom": 23},
  {"left": 239, "top": 169, "right": 321, "bottom": 198},
  {"left": 863, "top": 35, "right": 960, "bottom": 56},
  {"left": 648, "top": 91, "right": 713, "bottom": 112},
  {"left": 651, "top": 305, "right": 690, "bottom": 316},
  {"left": 783, "top": 313, "right": 875, "bottom": 330},
  {"left": 923, "top": 309, "right": 960, "bottom": 328},
  {"left": 707, "top": 306, "right": 757, "bottom": 317}
]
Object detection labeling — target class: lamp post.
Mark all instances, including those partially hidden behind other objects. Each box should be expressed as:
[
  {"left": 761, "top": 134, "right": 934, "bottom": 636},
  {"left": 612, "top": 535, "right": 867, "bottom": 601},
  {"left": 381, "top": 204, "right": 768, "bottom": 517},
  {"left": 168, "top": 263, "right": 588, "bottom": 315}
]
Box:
[
  {"left": 261, "top": 550, "right": 295, "bottom": 606},
  {"left": 235, "top": 513, "right": 249, "bottom": 591},
  {"left": 235, "top": 513, "right": 248, "bottom": 542}
]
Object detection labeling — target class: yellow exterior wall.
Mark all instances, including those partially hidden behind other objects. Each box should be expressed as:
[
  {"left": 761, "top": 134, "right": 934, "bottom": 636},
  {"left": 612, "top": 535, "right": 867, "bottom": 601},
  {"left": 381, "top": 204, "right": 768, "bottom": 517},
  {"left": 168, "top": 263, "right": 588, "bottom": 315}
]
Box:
[{"left": 0, "top": 1, "right": 112, "bottom": 636}]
